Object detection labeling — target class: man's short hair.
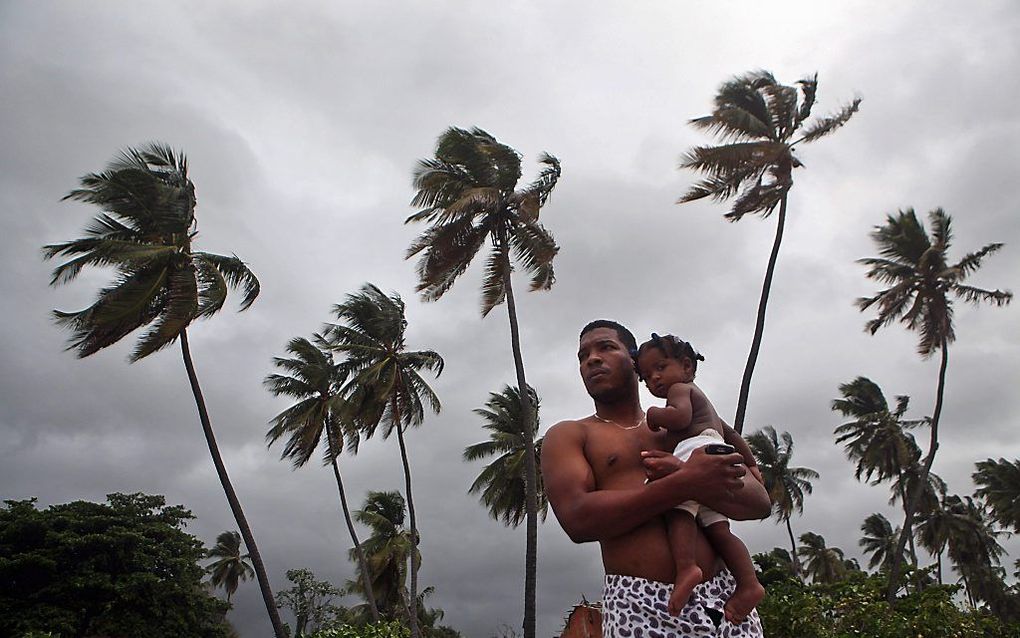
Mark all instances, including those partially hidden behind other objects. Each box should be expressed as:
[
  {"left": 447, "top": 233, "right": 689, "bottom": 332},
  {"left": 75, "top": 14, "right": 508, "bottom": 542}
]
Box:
[{"left": 580, "top": 319, "right": 637, "bottom": 352}]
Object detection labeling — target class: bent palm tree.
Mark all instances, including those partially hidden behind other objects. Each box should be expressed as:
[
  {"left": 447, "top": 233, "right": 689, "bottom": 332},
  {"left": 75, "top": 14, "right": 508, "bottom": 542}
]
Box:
[
  {"left": 207, "top": 530, "right": 255, "bottom": 603},
  {"left": 859, "top": 514, "right": 902, "bottom": 573},
  {"left": 347, "top": 491, "right": 419, "bottom": 621},
  {"left": 464, "top": 385, "right": 548, "bottom": 528},
  {"left": 746, "top": 426, "right": 818, "bottom": 577},
  {"left": 679, "top": 71, "right": 859, "bottom": 433},
  {"left": 406, "top": 127, "right": 560, "bottom": 638},
  {"left": 327, "top": 284, "right": 443, "bottom": 638},
  {"left": 264, "top": 335, "right": 378, "bottom": 620},
  {"left": 797, "top": 532, "right": 847, "bottom": 584},
  {"left": 973, "top": 458, "right": 1020, "bottom": 532},
  {"left": 43, "top": 144, "right": 284, "bottom": 637},
  {"left": 857, "top": 207, "right": 1012, "bottom": 599}
]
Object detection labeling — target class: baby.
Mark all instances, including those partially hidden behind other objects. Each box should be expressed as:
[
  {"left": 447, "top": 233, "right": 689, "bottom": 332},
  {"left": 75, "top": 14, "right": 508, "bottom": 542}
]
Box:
[{"left": 634, "top": 333, "right": 766, "bottom": 623}]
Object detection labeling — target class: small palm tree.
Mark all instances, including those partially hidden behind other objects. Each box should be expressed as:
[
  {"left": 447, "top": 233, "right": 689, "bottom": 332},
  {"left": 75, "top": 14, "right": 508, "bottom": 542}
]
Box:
[
  {"left": 973, "top": 458, "right": 1020, "bottom": 532},
  {"left": 943, "top": 495, "right": 1006, "bottom": 606},
  {"left": 347, "top": 491, "right": 419, "bottom": 621},
  {"left": 679, "top": 71, "right": 859, "bottom": 433},
  {"left": 464, "top": 385, "right": 548, "bottom": 528},
  {"left": 207, "top": 531, "right": 255, "bottom": 603},
  {"left": 859, "top": 513, "right": 902, "bottom": 573},
  {"left": 43, "top": 144, "right": 284, "bottom": 637},
  {"left": 797, "top": 532, "right": 847, "bottom": 584},
  {"left": 746, "top": 426, "right": 818, "bottom": 577},
  {"left": 406, "top": 127, "right": 560, "bottom": 638},
  {"left": 327, "top": 284, "right": 443, "bottom": 638},
  {"left": 857, "top": 207, "right": 1012, "bottom": 599},
  {"left": 264, "top": 335, "right": 379, "bottom": 621}
]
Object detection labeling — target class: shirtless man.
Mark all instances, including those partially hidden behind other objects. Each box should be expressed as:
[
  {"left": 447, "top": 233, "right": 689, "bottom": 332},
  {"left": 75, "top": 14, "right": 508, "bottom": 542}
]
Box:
[{"left": 542, "top": 320, "right": 771, "bottom": 637}]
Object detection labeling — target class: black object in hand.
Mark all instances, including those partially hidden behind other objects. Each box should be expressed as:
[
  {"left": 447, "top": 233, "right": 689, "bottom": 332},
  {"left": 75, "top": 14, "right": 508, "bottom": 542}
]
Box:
[{"left": 705, "top": 443, "right": 736, "bottom": 455}]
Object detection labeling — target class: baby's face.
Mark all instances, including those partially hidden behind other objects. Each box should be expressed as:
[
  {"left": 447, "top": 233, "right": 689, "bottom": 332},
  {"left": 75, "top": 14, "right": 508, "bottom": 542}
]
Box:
[{"left": 636, "top": 348, "right": 691, "bottom": 398}]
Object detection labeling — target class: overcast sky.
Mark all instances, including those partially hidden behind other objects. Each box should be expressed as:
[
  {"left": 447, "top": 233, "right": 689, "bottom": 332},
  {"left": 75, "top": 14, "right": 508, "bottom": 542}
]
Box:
[{"left": 2, "top": 1, "right": 1019, "bottom": 636}]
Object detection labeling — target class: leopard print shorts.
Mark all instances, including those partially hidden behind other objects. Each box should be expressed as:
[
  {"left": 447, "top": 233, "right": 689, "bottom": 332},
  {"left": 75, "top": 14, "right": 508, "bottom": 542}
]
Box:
[{"left": 603, "top": 570, "right": 763, "bottom": 637}]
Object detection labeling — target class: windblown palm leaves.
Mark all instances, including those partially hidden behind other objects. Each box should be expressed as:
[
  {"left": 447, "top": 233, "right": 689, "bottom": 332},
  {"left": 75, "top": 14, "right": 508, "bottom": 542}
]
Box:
[
  {"left": 797, "top": 532, "right": 847, "bottom": 584},
  {"left": 207, "top": 531, "right": 254, "bottom": 603},
  {"left": 406, "top": 127, "right": 560, "bottom": 316},
  {"left": 679, "top": 71, "right": 860, "bottom": 434},
  {"left": 347, "top": 491, "right": 419, "bottom": 620},
  {"left": 859, "top": 514, "right": 902, "bottom": 572},
  {"left": 464, "top": 385, "right": 548, "bottom": 528},
  {"left": 264, "top": 335, "right": 378, "bottom": 620},
  {"left": 858, "top": 207, "right": 1012, "bottom": 600},
  {"left": 746, "top": 426, "right": 818, "bottom": 576},
  {"left": 327, "top": 283, "right": 443, "bottom": 638},
  {"left": 43, "top": 143, "right": 283, "bottom": 637},
  {"left": 44, "top": 143, "right": 259, "bottom": 362},
  {"left": 973, "top": 458, "right": 1020, "bottom": 533}
]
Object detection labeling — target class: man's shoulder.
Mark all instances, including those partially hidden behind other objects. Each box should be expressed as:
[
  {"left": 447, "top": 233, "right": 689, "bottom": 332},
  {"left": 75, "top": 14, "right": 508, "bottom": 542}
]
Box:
[{"left": 543, "top": 418, "right": 591, "bottom": 447}]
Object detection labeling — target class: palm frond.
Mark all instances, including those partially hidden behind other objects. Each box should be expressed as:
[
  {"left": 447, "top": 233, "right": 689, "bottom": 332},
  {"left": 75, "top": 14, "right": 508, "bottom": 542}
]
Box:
[
  {"left": 480, "top": 247, "right": 511, "bottom": 316},
  {"left": 193, "top": 252, "right": 260, "bottom": 311},
  {"left": 798, "top": 98, "right": 861, "bottom": 144},
  {"left": 130, "top": 264, "right": 198, "bottom": 360}
]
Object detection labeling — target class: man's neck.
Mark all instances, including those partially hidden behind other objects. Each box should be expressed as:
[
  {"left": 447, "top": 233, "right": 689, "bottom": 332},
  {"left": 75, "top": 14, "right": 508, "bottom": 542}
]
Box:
[{"left": 593, "top": 395, "right": 643, "bottom": 424}]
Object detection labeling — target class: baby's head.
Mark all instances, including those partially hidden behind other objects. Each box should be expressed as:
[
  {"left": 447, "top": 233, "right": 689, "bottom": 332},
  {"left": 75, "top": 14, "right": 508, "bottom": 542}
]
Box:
[{"left": 633, "top": 333, "right": 705, "bottom": 399}]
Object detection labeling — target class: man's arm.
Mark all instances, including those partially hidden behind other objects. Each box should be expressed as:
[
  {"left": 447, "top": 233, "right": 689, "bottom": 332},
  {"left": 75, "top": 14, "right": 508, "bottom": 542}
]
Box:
[
  {"left": 641, "top": 448, "right": 771, "bottom": 521},
  {"left": 542, "top": 421, "right": 751, "bottom": 543}
]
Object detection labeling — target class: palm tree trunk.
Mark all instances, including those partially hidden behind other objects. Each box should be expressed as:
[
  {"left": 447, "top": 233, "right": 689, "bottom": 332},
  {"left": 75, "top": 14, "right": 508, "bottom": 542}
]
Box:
[
  {"left": 326, "top": 424, "right": 380, "bottom": 621},
  {"left": 733, "top": 194, "right": 788, "bottom": 433},
  {"left": 391, "top": 394, "right": 420, "bottom": 638},
  {"left": 503, "top": 266, "right": 538, "bottom": 638},
  {"left": 179, "top": 329, "right": 286, "bottom": 638},
  {"left": 886, "top": 339, "right": 949, "bottom": 603},
  {"left": 936, "top": 550, "right": 943, "bottom": 585},
  {"left": 784, "top": 517, "right": 802, "bottom": 579}
]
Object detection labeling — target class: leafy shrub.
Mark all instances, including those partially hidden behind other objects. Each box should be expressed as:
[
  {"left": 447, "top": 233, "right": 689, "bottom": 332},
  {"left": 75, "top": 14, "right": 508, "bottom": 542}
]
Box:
[{"left": 310, "top": 620, "right": 410, "bottom": 638}]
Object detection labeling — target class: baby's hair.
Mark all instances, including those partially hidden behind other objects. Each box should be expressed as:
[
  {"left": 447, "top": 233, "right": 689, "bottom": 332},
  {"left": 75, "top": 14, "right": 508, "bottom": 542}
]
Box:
[{"left": 633, "top": 333, "right": 705, "bottom": 380}]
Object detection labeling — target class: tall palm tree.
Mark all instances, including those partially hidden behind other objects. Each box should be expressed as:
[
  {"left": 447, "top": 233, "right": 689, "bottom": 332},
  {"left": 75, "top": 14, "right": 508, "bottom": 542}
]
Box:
[
  {"left": 859, "top": 514, "right": 902, "bottom": 573},
  {"left": 943, "top": 495, "right": 1006, "bottom": 606},
  {"left": 679, "top": 71, "right": 859, "bottom": 434},
  {"left": 746, "top": 426, "right": 818, "bottom": 577},
  {"left": 264, "top": 335, "right": 379, "bottom": 621},
  {"left": 207, "top": 531, "right": 255, "bottom": 603},
  {"left": 464, "top": 385, "right": 548, "bottom": 528},
  {"left": 346, "top": 491, "right": 419, "bottom": 622},
  {"left": 857, "top": 207, "right": 1012, "bottom": 599},
  {"left": 327, "top": 284, "right": 443, "bottom": 638},
  {"left": 405, "top": 127, "right": 560, "bottom": 638},
  {"left": 43, "top": 144, "right": 284, "bottom": 637},
  {"left": 888, "top": 463, "right": 946, "bottom": 565},
  {"left": 797, "top": 532, "right": 847, "bottom": 584},
  {"left": 973, "top": 458, "right": 1020, "bottom": 532}
]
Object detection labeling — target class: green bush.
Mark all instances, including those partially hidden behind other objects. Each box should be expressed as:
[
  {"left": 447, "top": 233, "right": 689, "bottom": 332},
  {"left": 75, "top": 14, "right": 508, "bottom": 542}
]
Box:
[
  {"left": 757, "top": 572, "right": 1019, "bottom": 638},
  {"left": 309, "top": 620, "right": 410, "bottom": 638}
]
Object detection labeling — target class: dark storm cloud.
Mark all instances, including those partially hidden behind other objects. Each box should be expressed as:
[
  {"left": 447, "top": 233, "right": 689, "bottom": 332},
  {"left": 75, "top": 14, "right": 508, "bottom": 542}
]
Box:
[{"left": 2, "top": 2, "right": 1018, "bottom": 636}]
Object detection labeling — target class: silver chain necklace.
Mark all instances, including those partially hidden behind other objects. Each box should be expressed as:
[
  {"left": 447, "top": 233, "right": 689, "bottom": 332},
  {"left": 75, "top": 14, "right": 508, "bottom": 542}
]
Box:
[{"left": 591, "top": 412, "right": 647, "bottom": 430}]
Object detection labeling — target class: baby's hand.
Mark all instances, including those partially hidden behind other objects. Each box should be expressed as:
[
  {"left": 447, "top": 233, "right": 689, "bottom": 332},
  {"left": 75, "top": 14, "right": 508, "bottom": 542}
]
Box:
[
  {"left": 645, "top": 407, "right": 663, "bottom": 431},
  {"left": 641, "top": 449, "right": 681, "bottom": 481}
]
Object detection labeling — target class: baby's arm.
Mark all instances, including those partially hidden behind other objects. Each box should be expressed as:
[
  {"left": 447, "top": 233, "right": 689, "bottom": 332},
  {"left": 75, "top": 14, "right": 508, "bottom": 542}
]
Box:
[
  {"left": 646, "top": 383, "right": 694, "bottom": 432},
  {"left": 722, "top": 422, "right": 763, "bottom": 485}
]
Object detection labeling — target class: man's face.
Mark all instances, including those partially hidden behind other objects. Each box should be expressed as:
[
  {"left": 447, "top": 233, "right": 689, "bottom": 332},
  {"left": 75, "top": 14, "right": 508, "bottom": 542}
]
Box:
[{"left": 578, "top": 327, "right": 637, "bottom": 400}]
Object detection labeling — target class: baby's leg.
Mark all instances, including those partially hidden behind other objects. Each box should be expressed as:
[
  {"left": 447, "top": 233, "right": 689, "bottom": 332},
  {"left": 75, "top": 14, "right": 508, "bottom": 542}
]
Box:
[
  {"left": 664, "top": 509, "right": 702, "bottom": 616},
  {"left": 703, "top": 521, "right": 765, "bottom": 624}
]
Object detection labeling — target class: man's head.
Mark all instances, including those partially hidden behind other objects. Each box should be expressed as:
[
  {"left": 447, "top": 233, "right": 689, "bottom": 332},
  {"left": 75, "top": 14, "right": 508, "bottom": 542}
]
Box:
[{"left": 578, "top": 320, "right": 639, "bottom": 402}]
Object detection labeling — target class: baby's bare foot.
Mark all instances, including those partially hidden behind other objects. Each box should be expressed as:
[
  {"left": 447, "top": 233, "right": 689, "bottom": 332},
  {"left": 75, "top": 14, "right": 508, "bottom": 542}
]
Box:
[
  {"left": 723, "top": 580, "right": 765, "bottom": 624},
  {"left": 668, "top": 565, "right": 703, "bottom": 616}
]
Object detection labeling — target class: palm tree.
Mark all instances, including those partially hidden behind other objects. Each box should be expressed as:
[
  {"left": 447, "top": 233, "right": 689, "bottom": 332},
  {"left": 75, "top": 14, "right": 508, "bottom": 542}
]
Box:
[
  {"left": 405, "top": 127, "right": 560, "bottom": 638},
  {"left": 327, "top": 284, "right": 443, "bottom": 638},
  {"left": 43, "top": 144, "right": 284, "bottom": 637},
  {"left": 745, "top": 426, "right": 818, "bottom": 577},
  {"left": 264, "top": 335, "right": 379, "bottom": 621},
  {"left": 943, "top": 496, "right": 1006, "bottom": 606},
  {"left": 859, "top": 514, "right": 902, "bottom": 573},
  {"left": 679, "top": 71, "right": 859, "bottom": 434},
  {"left": 207, "top": 531, "right": 255, "bottom": 603},
  {"left": 347, "top": 491, "right": 419, "bottom": 622},
  {"left": 464, "top": 385, "right": 548, "bottom": 528},
  {"left": 797, "top": 532, "right": 847, "bottom": 584},
  {"left": 857, "top": 207, "right": 1012, "bottom": 599},
  {"left": 973, "top": 458, "right": 1020, "bottom": 532}
]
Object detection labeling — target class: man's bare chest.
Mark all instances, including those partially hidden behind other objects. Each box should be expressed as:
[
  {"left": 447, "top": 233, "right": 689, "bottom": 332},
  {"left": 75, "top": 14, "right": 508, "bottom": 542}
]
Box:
[{"left": 584, "top": 426, "right": 668, "bottom": 490}]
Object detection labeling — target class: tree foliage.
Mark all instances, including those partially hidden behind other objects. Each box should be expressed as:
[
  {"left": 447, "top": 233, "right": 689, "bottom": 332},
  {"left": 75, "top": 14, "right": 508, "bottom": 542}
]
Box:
[{"left": 0, "top": 493, "right": 230, "bottom": 638}]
